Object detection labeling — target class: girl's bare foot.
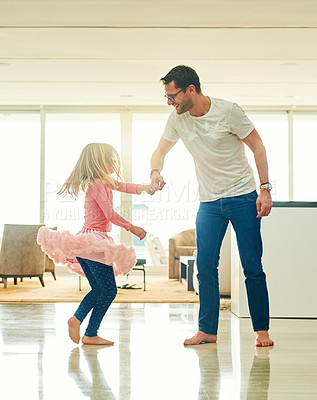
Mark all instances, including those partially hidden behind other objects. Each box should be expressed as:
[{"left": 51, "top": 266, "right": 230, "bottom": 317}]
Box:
[
  {"left": 255, "top": 330, "right": 274, "bottom": 347},
  {"left": 81, "top": 335, "right": 114, "bottom": 346},
  {"left": 68, "top": 316, "right": 81, "bottom": 344},
  {"left": 184, "top": 331, "right": 217, "bottom": 345}
]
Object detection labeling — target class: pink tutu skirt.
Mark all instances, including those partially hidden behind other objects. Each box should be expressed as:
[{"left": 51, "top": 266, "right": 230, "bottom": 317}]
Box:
[{"left": 37, "top": 227, "right": 137, "bottom": 277}]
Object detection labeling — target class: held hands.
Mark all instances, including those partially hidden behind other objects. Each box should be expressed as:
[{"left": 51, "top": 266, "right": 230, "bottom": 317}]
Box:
[
  {"left": 132, "top": 174, "right": 164, "bottom": 240},
  {"left": 256, "top": 190, "right": 273, "bottom": 218},
  {"left": 151, "top": 171, "right": 166, "bottom": 191},
  {"left": 139, "top": 183, "right": 158, "bottom": 196},
  {"left": 130, "top": 224, "right": 147, "bottom": 240},
  {"left": 137, "top": 171, "right": 166, "bottom": 196}
]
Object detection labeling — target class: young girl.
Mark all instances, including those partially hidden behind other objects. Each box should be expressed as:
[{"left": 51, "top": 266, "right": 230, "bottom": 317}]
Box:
[{"left": 37, "top": 143, "right": 155, "bottom": 346}]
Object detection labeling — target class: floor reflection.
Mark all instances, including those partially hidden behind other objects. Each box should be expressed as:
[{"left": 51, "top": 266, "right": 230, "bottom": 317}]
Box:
[
  {"left": 67, "top": 304, "right": 134, "bottom": 400},
  {"left": 118, "top": 304, "right": 132, "bottom": 400},
  {"left": 0, "top": 304, "right": 56, "bottom": 400},
  {"left": 187, "top": 343, "right": 271, "bottom": 400},
  {"left": 186, "top": 343, "right": 220, "bottom": 400},
  {"left": 68, "top": 346, "right": 116, "bottom": 399},
  {"left": 0, "top": 303, "right": 315, "bottom": 400},
  {"left": 246, "top": 347, "right": 271, "bottom": 400}
]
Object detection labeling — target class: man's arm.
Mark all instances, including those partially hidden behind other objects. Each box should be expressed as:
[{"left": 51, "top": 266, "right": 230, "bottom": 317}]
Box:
[
  {"left": 242, "top": 128, "right": 273, "bottom": 217},
  {"left": 150, "top": 137, "right": 176, "bottom": 190}
]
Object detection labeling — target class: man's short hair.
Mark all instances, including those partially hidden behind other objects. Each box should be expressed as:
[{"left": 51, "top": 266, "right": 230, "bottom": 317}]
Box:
[{"left": 160, "top": 65, "right": 201, "bottom": 94}]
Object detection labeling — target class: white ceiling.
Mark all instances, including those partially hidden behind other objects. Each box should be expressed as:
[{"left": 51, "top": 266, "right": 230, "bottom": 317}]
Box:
[{"left": 0, "top": 0, "right": 317, "bottom": 106}]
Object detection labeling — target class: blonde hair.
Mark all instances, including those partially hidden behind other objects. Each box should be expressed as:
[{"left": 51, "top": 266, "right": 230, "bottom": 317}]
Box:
[{"left": 58, "top": 143, "right": 123, "bottom": 197}]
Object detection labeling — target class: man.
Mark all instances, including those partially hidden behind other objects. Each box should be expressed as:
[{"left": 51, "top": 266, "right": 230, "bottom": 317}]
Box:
[{"left": 150, "top": 65, "right": 274, "bottom": 347}]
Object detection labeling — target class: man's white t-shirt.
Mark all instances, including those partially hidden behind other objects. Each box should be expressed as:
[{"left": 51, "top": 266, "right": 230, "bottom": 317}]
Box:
[{"left": 162, "top": 97, "right": 256, "bottom": 202}]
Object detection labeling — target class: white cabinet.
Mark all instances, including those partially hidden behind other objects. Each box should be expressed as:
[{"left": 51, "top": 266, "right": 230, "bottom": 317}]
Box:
[{"left": 231, "top": 205, "right": 317, "bottom": 318}]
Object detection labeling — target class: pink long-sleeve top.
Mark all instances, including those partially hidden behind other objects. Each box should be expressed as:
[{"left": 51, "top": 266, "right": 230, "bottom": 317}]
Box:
[{"left": 83, "top": 179, "right": 139, "bottom": 232}]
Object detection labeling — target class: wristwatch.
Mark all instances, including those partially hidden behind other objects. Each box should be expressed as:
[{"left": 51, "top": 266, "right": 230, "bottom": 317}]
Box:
[
  {"left": 260, "top": 182, "right": 272, "bottom": 191},
  {"left": 150, "top": 168, "right": 160, "bottom": 178}
]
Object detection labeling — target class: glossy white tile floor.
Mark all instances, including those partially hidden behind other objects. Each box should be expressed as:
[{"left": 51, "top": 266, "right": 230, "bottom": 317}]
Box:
[{"left": 0, "top": 303, "right": 316, "bottom": 400}]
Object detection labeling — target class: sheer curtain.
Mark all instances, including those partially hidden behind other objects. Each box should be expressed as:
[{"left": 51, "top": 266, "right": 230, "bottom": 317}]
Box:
[{"left": 0, "top": 113, "right": 40, "bottom": 233}]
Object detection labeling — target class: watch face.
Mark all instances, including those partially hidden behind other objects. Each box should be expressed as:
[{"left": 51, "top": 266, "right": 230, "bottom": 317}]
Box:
[{"left": 261, "top": 183, "right": 272, "bottom": 190}]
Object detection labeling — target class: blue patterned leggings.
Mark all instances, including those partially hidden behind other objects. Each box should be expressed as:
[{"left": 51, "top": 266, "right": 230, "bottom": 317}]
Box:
[{"left": 74, "top": 257, "right": 117, "bottom": 337}]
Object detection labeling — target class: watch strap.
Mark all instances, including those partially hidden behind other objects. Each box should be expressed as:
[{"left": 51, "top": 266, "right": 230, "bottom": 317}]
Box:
[{"left": 150, "top": 168, "right": 160, "bottom": 177}]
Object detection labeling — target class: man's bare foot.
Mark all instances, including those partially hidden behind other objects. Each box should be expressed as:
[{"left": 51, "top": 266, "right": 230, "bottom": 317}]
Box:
[
  {"left": 184, "top": 331, "right": 217, "bottom": 346},
  {"left": 255, "top": 330, "right": 274, "bottom": 347},
  {"left": 81, "top": 335, "right": 114, "bottom": 346},
  {"left": 68, "top": 316, "right": 81, "bottom": 344}
]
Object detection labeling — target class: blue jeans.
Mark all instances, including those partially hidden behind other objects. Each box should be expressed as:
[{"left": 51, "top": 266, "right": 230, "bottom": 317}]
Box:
[
  {"left": 196, "top": 190, "right": 270, "bottom": 335},
  {"left": 74, "top": 258, "right": 117, "bottom": 337}
]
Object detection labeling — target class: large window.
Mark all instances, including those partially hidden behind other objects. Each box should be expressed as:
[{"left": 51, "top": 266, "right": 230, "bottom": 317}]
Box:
[
  {"left": 293, "top": 113, "right": 317, "bottom": 200},
  {"left": 245, "top": 113, "right": 289, "bottom": 200},
  {"left": 132, "top": 113, "right": 199, "bottom": 263},
  {"left": 0, "top": 113, "right": 40, "bottom": 234},
  {"left": 44, "top": 113, "right": 121, "bottom": 239},
  {"left": 1, "top": 106, "right": 317, "bottom": 257}
]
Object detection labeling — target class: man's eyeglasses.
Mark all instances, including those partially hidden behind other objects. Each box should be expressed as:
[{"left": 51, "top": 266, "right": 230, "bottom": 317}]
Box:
[{"left": 164, "top": 88, "right": 183, "bottom": 102}]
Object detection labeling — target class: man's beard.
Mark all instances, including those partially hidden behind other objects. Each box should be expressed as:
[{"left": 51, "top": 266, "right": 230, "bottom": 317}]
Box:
[{"left": 177, "top": 98, "right": 193, "bottom": 114}]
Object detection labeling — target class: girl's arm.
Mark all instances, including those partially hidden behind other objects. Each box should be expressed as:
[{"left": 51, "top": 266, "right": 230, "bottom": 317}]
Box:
[
  {"left": 94, "top": 182, "right": 147, "bottom": 239},
  {"left": 115, "top": 182, "right": 157, "bottom": 196},
  {"left": 115, "top": 182, "right": 139, "bottom": 194},
  {"left": 136, "top": 184, "right": 157, "bottom": 195},
  {"left": 94, "top": 183, "right": 131, "bottom": 231}
]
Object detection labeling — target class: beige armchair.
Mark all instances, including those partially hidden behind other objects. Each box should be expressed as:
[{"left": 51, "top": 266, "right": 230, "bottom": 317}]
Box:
[
  {"left": 44, "top": 226, "right": 57, "bottom": 280},
  {"left": 0, "top": 224, "right": 46, "bottom": 288},
  {"left": 169, "top": 228, "right": 196, "bottom": 279},
  {"left": 44, "top": 254, "right": 56, "bottom": 280}
]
